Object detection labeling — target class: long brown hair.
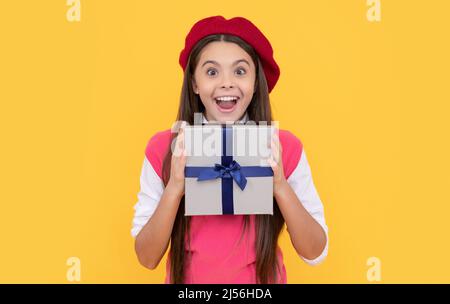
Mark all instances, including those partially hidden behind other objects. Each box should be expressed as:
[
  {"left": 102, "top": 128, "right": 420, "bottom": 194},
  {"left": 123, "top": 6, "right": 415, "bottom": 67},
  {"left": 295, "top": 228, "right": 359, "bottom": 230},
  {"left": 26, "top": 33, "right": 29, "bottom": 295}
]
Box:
[{"left": 162, "top": 34, "right": 285, "bottom": 283}]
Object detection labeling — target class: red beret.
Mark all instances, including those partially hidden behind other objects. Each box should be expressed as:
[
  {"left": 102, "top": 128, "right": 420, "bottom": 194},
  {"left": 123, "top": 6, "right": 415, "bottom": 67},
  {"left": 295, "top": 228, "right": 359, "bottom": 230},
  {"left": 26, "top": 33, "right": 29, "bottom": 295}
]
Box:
[{"left": 179, "top": 15, "right": 280, "bottom": 93}]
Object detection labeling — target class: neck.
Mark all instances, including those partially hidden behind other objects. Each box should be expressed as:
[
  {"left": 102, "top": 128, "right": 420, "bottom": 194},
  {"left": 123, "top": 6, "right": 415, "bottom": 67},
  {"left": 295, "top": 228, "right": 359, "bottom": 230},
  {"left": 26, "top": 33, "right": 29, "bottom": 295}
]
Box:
[{"left": 203, "top": 112, "right": 248, "bottom": 125}]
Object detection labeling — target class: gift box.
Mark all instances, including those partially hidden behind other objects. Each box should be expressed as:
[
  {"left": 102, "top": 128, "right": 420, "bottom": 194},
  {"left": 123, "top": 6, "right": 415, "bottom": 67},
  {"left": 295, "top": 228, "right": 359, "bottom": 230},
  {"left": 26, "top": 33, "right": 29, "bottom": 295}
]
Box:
[{"left": 184, "top": 124, "right": 275, "bottom": 216}]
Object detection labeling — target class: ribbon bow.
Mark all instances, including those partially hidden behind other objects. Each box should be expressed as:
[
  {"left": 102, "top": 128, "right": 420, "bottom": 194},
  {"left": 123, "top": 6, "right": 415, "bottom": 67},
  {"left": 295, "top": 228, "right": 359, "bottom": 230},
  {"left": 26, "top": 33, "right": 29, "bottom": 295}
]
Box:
[{"left": 197, "top": 160, "right": 248, "bottom": 190}]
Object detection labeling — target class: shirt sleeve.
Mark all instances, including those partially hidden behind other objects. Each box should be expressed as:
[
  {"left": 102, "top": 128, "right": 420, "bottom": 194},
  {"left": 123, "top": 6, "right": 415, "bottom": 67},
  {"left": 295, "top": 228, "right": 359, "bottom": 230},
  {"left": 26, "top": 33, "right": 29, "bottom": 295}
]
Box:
[
  {"left": 286, "top": 148, "right": 329, "bottom": 266},
  {"left": 131, "top": 156, "right": 165, "bottom": 239}
]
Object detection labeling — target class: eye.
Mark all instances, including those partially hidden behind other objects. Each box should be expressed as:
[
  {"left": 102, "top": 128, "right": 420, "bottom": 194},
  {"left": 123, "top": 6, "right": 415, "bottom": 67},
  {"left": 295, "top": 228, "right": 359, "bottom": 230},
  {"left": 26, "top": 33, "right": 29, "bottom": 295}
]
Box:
[
  {"left": 206, "top": 68, "right": 217, "bottom": 76},
  {"left": 236, "top": 67, "right": 246, "bottom": 75}
]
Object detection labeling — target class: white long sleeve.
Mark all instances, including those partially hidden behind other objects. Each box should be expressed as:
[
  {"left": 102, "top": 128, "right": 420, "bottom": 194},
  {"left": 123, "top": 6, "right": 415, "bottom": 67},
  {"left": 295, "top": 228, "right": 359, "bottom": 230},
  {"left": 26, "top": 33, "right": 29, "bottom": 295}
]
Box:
[
  {"left": 286, "top": 149, "right": 329, "bottom": 266},
  {"left": 131, "top": 157, "right": 164, "bottom": 239}
]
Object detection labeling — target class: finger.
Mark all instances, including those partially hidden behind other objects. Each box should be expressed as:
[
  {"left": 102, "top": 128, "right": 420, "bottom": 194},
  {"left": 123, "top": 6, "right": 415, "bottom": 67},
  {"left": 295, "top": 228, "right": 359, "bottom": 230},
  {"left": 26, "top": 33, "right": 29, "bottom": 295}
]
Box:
[
  {"left": 273, "top": 132, "right": 281, "bottom": 150},
  {"left": 277, "top": 137, "right": 282, "bottom": 154},
  {"left": 178, "top": 121, "right": 186, "bottom": 149},
  {"left": 173, "top": 144, "right": 182, "bottom": 157},
  {"left": 266, "top": 156, "right": 275, "bottom": 168},
  {"left": 274, "top": 133, "right": 283, "bottom": 156},
  {"left": 174, "top": 123, "right": 186, "bottom": 151},
  {"left": 269, "top": 131, "right": 277, "bottom": 147},
  {"left": 179, "top": 132, "right": 185, "bottom": 151},
  {"left": 179, "top": 120, "right": 187, "bottom": 132},
  {"left": 173, "top": 136, "right": 184, "bottom": 157},
  {"left": 268, "top": 156, "right": 280, "bottom": 174},
  {"left": 271, "top": 139, "right": 280, "bottom": 163}
]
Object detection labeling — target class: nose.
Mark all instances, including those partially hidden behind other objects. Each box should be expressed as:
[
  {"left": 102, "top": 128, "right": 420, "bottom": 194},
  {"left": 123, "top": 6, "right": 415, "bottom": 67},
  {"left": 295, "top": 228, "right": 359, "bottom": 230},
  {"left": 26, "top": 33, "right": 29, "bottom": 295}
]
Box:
[{"left": 220, "top": 72, "right": 236, "bottom": 89}]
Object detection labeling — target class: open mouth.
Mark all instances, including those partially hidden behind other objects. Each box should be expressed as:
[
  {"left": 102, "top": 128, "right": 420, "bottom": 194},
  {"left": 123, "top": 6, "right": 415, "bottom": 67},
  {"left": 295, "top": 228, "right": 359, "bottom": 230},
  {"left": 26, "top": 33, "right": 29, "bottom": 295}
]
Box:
[{"left": 215, "top": 96, "right": 239, "bottom": 113}]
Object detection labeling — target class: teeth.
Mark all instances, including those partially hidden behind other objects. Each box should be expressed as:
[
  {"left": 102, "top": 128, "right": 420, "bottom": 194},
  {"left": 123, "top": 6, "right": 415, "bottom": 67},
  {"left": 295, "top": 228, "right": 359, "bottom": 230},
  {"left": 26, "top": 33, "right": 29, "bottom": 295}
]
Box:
[{"left": 215, "top": 96, "right": 238, "bottom": 102}]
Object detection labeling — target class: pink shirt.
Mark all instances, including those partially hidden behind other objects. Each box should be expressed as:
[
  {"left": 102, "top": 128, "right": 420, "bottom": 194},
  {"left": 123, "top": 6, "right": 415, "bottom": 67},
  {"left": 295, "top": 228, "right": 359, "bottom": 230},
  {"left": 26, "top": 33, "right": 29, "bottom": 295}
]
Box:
[{"left": 132, "top": 124, "right": 328, "bottom": 283}]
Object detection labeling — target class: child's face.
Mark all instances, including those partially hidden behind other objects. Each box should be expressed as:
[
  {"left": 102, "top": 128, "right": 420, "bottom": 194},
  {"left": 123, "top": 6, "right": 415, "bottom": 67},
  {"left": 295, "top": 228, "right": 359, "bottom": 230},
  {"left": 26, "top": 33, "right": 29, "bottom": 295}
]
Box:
[{"left": 192, "top": 41, "right": 256, "bottom": 123}]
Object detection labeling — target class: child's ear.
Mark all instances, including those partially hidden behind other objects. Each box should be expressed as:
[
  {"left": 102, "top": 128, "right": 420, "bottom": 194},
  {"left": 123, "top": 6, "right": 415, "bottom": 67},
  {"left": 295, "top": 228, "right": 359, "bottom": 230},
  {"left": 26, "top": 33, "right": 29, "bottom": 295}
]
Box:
[{"left": 192, "top": 79, "right": 199, "bottom": 94}]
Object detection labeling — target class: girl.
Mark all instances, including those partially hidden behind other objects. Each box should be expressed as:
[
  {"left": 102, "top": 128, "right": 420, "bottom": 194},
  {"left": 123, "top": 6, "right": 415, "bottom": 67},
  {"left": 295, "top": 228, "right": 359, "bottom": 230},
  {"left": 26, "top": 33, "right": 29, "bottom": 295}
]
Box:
[{"left": 131, "top": 15, "right": 328, "bottom": 284}]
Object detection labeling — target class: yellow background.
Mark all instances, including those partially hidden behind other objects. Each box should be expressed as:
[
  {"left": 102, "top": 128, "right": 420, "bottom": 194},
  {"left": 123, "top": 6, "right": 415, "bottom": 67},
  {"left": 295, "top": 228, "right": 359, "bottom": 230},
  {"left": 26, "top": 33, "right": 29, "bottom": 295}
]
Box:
[{"left": 1, "top": 0, "right": 449, "bottom": 283}]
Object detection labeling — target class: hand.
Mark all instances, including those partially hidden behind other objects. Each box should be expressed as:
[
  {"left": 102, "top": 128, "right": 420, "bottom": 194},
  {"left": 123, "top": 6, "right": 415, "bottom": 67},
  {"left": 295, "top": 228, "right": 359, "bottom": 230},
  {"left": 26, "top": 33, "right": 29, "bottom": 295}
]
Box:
[
  {"left": 167, "top": 121, "right": 187, "bottom": 197},
  {"left": 266, "top": 130, "right": 287, "bottom": 194}
]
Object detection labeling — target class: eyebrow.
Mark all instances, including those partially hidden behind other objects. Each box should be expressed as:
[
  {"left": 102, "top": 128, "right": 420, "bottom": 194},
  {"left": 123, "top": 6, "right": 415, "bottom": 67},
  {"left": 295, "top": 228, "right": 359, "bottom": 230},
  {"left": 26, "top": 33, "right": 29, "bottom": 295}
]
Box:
[{"left": 201, "top": 59, "right": 250, "bottom": 68}]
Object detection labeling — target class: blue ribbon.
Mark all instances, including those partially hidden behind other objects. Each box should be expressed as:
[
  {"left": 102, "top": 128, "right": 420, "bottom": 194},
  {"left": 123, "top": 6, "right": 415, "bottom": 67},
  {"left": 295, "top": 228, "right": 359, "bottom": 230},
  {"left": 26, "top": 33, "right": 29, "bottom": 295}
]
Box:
[
  {"left": 196, "top": 160, "right": 247, "bottom": 190},
  {"left": 184, "top": 125, "right": 273, "bottom": 215}
]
